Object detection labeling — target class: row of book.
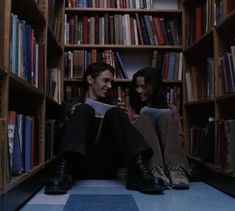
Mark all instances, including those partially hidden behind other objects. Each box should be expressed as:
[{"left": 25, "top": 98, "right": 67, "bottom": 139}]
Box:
[
  {"left": 10, "top": 13, "right": 45, "bottom": 90},
  {"left": 185, "top": 0, "right": 214, "bottom": 45},
  {"left": 67, "top": 0, "right": 154, "bottom": 9},
  {"left": 64, "top": 49, "right": 182, "bottom": 81},
  {"left": 165, "top": 86, "right": 181, "bottom": 111},
  {"left": 0, "top": 118, "right": 7, "bottom": 185},
  {"left": 48, "top": 0, "right": 63, "bottom": 42},
  {"left": 152, "top": 51, "right": 183, "bottom": 81},
  {"left": 185, "top": 57, "right": 214, "bottom": 102},
  {"left": 218, "top": 46, "right": 235, "bottom": 95},
  {"left": 114, "top": 86, "right": 182, "bottom": 111},
  {"left": 215, "top": 0, "right": 235, "bottom": 26},
  {"left": 64, "top": 83, "right": 85, "bottom": 103},
  {"left": 64, "top": 83, "right": 182, "bottom": 111},
  {"left": 189, "top": 118, "right": 235, "bottom": 174},
  {"left": 64, "top": 49, "right": 128, "bottom": 79},
  {"left": 64, "top": 13, "right": 181, "bottom": 46},
  {"left": 7, "top": 111, "right": 40, "bottom": 176},
  {"left": 46, "top": 68, "right": 61, "bottom": 104}
]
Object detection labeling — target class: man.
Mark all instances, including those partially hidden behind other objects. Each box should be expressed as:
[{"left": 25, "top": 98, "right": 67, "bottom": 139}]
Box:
[{"left": 45, "top": 62, "right": 164, "bottom": 195}]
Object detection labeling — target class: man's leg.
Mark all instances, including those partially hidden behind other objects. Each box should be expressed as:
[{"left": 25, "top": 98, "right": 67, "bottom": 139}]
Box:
[
  {"left": 45, "top": 104, "right": 96, "bottom": 194},
  {"left": 100, "top": 107, "right": 164, "bottom": 193}
]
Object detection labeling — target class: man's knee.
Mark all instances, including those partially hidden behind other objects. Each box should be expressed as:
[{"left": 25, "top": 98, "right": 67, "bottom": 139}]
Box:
[
  {"left": 74, "top": 103, "right": 95, "bottom": 115},
  {"left": 106, "top": 106, "right": 122, "bottom": 116}
]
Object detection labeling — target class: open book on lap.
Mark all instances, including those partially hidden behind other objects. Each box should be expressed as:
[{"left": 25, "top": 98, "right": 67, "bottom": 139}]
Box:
[
  {"left": 85, "top": 98, "right": 115, "bottom": 118},
  {"left": 140, "top": 106, "right": 172, "bottom": 121}
]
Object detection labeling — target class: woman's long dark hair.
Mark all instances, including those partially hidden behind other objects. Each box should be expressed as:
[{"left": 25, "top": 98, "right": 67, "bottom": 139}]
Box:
[{"left": 130, "top": 67, "right": 167, "bottom": 114}]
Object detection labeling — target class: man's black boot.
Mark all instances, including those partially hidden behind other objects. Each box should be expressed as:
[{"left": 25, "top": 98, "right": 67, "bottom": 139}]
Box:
[
  {"left": 126, "top": 153, "right": 165, "bottom": 194},
  {"left": 44, "top": 158, "right": 73, "bottom": 195}
]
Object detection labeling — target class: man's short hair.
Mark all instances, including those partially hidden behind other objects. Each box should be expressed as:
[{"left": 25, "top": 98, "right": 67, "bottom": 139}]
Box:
[{"left": 83, "top": 62, "right": 115, "bottom": 87}]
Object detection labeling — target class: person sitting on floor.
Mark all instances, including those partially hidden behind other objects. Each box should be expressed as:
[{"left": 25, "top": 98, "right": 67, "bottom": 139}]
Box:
[
  {"left": 44, "top": 62, "right": 165, "bottom": 195},
  {"left": 127, "top": 67, "right": 190, "bottom": 189}
]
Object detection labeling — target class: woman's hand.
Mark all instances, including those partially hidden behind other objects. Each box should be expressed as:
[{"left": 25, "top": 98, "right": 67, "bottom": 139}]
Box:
[
  {"left": 71, "top": 102, "right": 81, "bottom": 114},
  {"left": 117, "top": 100, "right": 127, "bottom": 112}
]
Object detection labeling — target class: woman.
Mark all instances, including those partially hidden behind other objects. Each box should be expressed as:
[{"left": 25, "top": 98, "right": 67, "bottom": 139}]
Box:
[{"left": 128, "top": 67, "right": 190, "bottom": 189}]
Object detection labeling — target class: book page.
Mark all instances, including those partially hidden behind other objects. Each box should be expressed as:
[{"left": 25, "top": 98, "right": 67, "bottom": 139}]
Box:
[
  {"left": 85, "top": 98, "right": 115, "bottom": 117},
  {"left": 153, "top": 0, "right": 179, "bottom": 10},
  {"left": 140, "top": 106, "right": 171, "bottom": 121}
]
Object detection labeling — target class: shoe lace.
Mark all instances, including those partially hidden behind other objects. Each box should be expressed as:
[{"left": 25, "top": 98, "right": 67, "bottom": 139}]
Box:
[
  {"left": 169, "top": 167, "right": 186, "bottom": 179},
  {"left": 57, "top": 160, "right": 67, "bottom": 177},
  {"left": 134, "top": 156, "right": 151, "bottom": 176},
  {"left": 152, "top": 166, "right": 165, "bottom": 177}
]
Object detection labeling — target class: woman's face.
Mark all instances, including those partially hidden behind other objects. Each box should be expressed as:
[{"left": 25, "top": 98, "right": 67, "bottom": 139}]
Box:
[{"left": 135, "top": 76, "right": 152, "bottom": 103}]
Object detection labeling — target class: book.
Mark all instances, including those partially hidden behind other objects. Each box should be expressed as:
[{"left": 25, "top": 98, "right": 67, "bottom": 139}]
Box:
[
  {"left": 140, "top": 106, "right": 171, "bottom": 121},
  {"left": 23, "top": 116, "right": 32, "bottom": 172},
  {"left": 45, "top": 119, "right": 55, "bottom": 161},
  {"left": 225, "top": 119, "right": 235, "bottom": 172},
  {"left": 115, "top": 51, "right": 128, "bottom": 79},
  {"left": 185, "top": 70, "right": 193, "bottom": 102},
  {"left": 85, "top": 98, "right": 114, "bottom": 117},
  {"left": 152, "top": 16, "right": 165, "bottom": 45},
  {"left": 12, "top": 118, "right": 23, "bottom": 175},
  {"left": 0, "top": 118, "right": 7, "bottom": 186},
  {"left": 199, "top": 117, "right": 215, "bottom": 164},
  {"left": 7, "top": 111, "right": 16, "bottom": 172}
]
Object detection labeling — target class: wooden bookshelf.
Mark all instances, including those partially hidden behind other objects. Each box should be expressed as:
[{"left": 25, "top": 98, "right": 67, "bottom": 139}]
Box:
[
  {"left": 182, "top": 0, "right": 235, "bottom": 196},
  {"left": 0, "top": 0, "right": 65, "bottom": 209},
  {"left": 63, "top": 0, "right": 184, "bottom": 114}
]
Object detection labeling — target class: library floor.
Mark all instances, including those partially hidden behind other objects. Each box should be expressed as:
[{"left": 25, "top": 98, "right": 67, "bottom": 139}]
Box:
[{"left": 20, "top": 180, "right": 235, "bottom": 211}]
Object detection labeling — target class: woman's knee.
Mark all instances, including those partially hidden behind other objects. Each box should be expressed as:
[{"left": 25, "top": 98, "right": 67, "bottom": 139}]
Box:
[
  {"left": 134, "top": 114, "right": 156, "bottom": 131},
  {"left": 157, "top": 113, "right": 176, "bottom": 128}
]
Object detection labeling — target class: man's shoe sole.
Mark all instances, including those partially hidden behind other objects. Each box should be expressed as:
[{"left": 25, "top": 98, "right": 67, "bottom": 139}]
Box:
[
  {"left": 44, "top": 186, "right": 68, "bottom": 195},
  {"left": 44, "top": 177, "right": 73, "bottom": 195},
  {"left": 171, "top": 184, "right": 189, "bottom": 190}
]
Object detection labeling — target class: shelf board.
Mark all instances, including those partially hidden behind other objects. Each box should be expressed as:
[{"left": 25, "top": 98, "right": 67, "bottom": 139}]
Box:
[
  {"left": 4, "top": 164, "right": 44, "bottom": 193},
  {"left": 64, "top": 44, "right": 183, "bottom": 50},
  {"left": 188, "top": 155, "right": 220, "bottom": 171},
  {"left": 163, "top": 79, "right": 183, "bottom": 84},
  {"left": 12, "top": 0, "right": 46, "bottom": 27},
  {"left": 183, "top": 29, "right": 214, "bottom": 55},
  {"left": 184, "top": 98, "right": 214, "bottom": 106},
  {"left": 216, "top": 93, "right": 235, "bottom": 102},
  {"left": 216, "top": 9, "right": 235, "bottom": 33},
  {"left": 64, "top": 78, "right": 183, "bottom": 84},
  {"left": 188, "top": 155, "right": 235, "bottom": 178},
  {"left": 65, "top": 8, "right": 182, "bottom": 15},
  {"left": 64, "top": 78, "right": 83, "bottom": 82},
  {"left": 0, "top": 68, "right": 7, "bottom": 76},
  {"left": 46, "top": 96, "right": 62, "bottom": 111},
  {"left": 9, "top": 73, "right": 44, "bottom": 98}
]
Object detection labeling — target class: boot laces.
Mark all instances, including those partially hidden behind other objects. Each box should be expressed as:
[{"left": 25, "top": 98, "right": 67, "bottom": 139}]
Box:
[
  {"left": 170, "top": 166, "right": 186, "bottom": 178},
  {"left": 152, "top": 166, "right": 166, "bottom": 177},
  {"left": 57, "top": 160, "right": 67, "bottom": 177}
]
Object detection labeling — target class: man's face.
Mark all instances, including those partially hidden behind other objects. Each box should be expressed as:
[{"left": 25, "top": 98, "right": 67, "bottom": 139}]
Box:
[{"left": 87, "top": 69, "right": 113, "bottom": 100}]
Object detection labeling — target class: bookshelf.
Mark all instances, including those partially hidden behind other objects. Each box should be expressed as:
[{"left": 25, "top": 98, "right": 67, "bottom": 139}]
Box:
[
  {"left": 0, "top": 0, "right": 65, "bottom": 210},
  {"left": 182, "top": 0, "right": 235, "bottom": 196},
  {"left": 63, "top": 0, "right": 184, "bottom": 115}
]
